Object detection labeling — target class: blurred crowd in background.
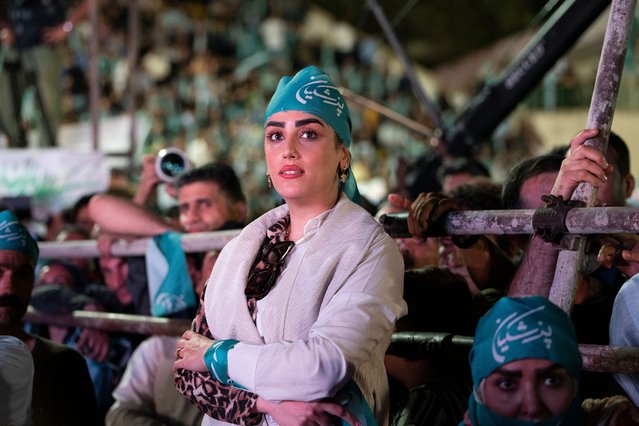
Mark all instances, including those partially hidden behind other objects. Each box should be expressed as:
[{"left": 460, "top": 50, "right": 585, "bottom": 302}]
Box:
[
  {"left": 23, "top": 0, "right": 561, "bottom": 220},
  {"left": 3, "top": 0, "right": 639, "bottom": 236}
]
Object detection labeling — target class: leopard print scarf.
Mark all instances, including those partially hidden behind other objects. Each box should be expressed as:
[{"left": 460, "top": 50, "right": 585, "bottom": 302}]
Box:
[
  {"left": 246, "top": 215, "right": 293, "bottom": 320},
  {"left": 174, "top": 215, "right": 292, "bottom": 424},
  {"left": 174, "top": 286, "right": 262, "bottom": 424}
]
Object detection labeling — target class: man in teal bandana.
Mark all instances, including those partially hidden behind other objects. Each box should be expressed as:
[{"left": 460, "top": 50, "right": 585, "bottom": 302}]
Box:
[
  {"left": 264, "top": 65, "right": 362, "bottom": 205},
  {"left": 0, "top": 209, "right": 39, "bottom": 263},
  {"left": 463, "top": 296, "right": 584, "bottom": 425},
  {"left": 0, "top": 210, "right": 39, "bottom": 329},
  {"left": 0, "top": 209, "right": 100, "bottom": 425}
]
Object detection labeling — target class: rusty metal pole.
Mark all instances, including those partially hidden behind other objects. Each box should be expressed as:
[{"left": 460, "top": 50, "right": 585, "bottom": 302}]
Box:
[
  {"left": 38, "top": 229, "right": 241, "bottom": 259},
  {"left": 387, "top": 332, "right": 639, "bottom": 374},
  {"left": 379, "top": 206, "right": 639, "bottom": 238},
  {"left": 36, "top": 207, "right": 639, "bottom": 259},
  {"left": 26, "top": 311, "right": 639, "bottom": 373},
  {"left": 88, "top": 0, "right": 100, "bottom": 150},
  {"left": 24, "top": 308, "right": 191, "bottom": 336},
  {"left": 549, "top": 0, "right": 636, "bottom": 312}
]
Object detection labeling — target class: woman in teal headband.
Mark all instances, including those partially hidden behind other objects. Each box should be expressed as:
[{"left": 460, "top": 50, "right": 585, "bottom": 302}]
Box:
[
  {"left": 461, "top": 296, "right": 639, "bottom": 425},
  {"left": 174, "top": 66, "right": 406, "bottom": 425},
  {"left": 462, "top": 296, "right": 584, "bottom": 425}
]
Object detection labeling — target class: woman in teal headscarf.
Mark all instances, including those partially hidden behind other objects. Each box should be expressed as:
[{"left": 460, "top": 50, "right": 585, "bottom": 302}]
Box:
[
  {"left": 461, "top": 296, "right": 584, "bottom": 425},
  {"left": 174, "top": 66, "right": 406, "bottom": 426}
]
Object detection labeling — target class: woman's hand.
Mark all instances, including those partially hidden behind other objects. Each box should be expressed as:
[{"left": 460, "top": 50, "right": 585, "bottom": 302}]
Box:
[
  {"left": 256, "top": 397, "right": 359, "bottom": 426},
  {"left": 173, "top": 330, "right": 214, "bottom": 373}
]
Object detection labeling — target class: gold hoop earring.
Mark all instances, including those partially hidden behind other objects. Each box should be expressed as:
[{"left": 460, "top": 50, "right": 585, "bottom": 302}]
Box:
[
  {"left": 266, "top": 173, "right": 272, "bottom": 188},
  {"left": 339, "top": 168, "right": 348, "bottom": 184}
]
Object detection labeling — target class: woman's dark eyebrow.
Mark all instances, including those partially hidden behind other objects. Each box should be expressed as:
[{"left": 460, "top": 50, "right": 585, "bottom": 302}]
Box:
[
  {"left": 265, "top": 121, "right": 285, "bottom": 128},
  {"left": 493, "top": 367, "right": 523, "bottom": 378},
  {"left": 265, "top": 118, "right": 323, "bottom": 128},
  {"left": 295, "top": 118, "right": 323, "bottom": 127},
  {"left": 535, "top": 363, "right": 564, "bottom": 375}
]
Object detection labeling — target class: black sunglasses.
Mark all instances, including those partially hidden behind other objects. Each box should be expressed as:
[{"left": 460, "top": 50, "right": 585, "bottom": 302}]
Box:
[{"left": 246, "top": 240, "right": 295, "bottom": 300}]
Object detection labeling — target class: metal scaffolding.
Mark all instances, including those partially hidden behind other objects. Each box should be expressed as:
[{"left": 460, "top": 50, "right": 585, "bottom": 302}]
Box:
[{"left": 32, "top": 201, "right": 639, "bottom": 373}]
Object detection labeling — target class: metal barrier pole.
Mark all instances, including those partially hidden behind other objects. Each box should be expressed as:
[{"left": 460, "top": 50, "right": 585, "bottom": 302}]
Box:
[
  {"left": 24, "top": 309, "right": 639, "bottom": 374},
  {"left": 38, "top": 229, "right": 241, "bottom": 259},
  {"left": 379, "top": 206, "right": 639, "bottom": 238},
  {"left": 37, "top": 207, "right": 639, "bottom": 259},
  {"left": 24, "top": 308, "right": 191, "bottom": 336},
  {"left": 30, "top": 209, "right": 639, "bottom": 374},
  {"left": 549, "top": 0, "right": 636, "bottom": 313},
  {"left": 387, "top": 332, "right": 639, "bottom": 374}
]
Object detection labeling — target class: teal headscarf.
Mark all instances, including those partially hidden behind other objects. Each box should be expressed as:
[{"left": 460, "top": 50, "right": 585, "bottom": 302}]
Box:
[
  {"left": 264, "top": 66, "right": 361, "bottom": 205},
  {"left": 465, "top": 296, "right": 584, "bottom": 426},
  {"left": 0, "top": 210, "right": 39, "bottom": 263}
]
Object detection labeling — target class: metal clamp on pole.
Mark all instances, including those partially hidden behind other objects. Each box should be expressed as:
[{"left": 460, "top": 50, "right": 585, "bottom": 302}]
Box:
[{"left": 532, "top": 195, "right": 585, "bottom": 243}]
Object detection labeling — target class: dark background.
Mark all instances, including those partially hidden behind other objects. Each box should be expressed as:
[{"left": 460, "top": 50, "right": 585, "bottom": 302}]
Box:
[{"left": 313, "top": 0, "right": 549, "bottom": 66}]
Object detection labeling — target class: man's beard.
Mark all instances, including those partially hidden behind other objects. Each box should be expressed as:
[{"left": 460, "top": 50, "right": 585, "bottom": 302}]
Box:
[
  {"left": 0, "top": 294, "right": 25, "bottom": 325},
  {"left": 0, "top": 294, "right": 24, "bottom": 310}
]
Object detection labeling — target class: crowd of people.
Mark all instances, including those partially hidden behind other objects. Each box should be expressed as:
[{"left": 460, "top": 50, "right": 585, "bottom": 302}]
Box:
[
  {"left": 2, "top": 60, "right": 639, "bottom": 425},
  {"left": 3, "top": 1, "right": 639, "bottom": 426}
]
